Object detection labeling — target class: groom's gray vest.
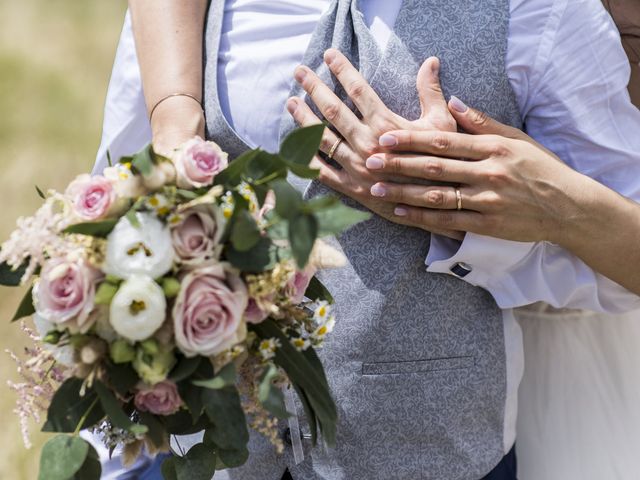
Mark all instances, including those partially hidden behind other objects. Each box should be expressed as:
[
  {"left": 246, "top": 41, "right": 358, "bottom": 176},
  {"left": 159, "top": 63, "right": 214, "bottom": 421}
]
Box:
[{"left": 203, "top": 0, "right": 522, "bottom": 478}]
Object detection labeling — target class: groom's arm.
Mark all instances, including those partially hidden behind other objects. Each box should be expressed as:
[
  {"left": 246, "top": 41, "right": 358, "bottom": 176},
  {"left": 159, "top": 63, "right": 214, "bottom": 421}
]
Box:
[{"left": 426, "top": 0, "right": 640, "bottom": 313}]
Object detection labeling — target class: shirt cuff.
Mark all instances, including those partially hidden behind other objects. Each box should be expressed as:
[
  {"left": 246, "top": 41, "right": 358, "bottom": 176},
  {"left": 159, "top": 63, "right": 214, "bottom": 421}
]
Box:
[{"left": 426, "top": 233, "right": 535, "bottom": 306}]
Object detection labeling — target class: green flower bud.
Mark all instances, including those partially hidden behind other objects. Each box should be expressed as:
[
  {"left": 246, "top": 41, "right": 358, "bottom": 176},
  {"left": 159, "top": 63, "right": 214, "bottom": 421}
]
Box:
[
  {"left": 140, "top": 338, "right": 159, "bottom": 355},
  {"left": 133, "top": 348, "right": 176, "bottom": 385},
  {"left": 110, "top": 339, "right": 136, "bottom": 364},
  {"left": 94, "top": 282, "right": 119, "bottom": 305},
  {"left": 42, "top": 330, "right": 62, "bottom": 345},
  {"left": 105, "top": 274, "right": 123, "bottom": 285},
  {"left": 161, "top": 277, "right": 181, "bottom": 298}
]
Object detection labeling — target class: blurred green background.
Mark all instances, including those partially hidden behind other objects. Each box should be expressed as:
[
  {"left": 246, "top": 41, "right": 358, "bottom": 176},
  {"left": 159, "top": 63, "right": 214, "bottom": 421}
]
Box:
[{"left": 0, "top": 1, "right": 126, "bottom": 477}]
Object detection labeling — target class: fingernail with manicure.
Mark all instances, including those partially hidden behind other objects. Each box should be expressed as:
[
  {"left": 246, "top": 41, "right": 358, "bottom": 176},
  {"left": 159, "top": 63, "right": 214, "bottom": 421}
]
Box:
[
  {"left": 366, "top": 156, "right": 384, "bottom": 170},
  {"left": 394, "top": 207, "right": 408, "bottom": 216},
  {"left": 370, "top": 184, "right": 386, "bottom": 197},
  {"left": 449, "top": 96, "right": 468, "bottom": 113},
  {"left": 379, "top": 134, "right": 397, "bottom": 147}
]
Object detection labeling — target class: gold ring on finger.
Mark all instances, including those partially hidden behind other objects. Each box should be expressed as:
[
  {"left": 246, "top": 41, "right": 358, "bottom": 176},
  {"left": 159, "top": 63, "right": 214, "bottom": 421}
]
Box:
[
  {"left": 455, "top": 188, "right": 463, "bottom": 211},
  {"left": 328, "top": 137, "right": 343, "bottom": 160}
]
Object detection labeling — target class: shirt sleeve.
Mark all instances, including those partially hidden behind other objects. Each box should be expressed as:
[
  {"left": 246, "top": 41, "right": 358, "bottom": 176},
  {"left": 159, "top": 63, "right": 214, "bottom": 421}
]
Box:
[
  {"left": 93, "top": 11, "right": 151, "bottom": 176},
  {"left": 426, "top": 0, "right": 640, "bottom": 313}
]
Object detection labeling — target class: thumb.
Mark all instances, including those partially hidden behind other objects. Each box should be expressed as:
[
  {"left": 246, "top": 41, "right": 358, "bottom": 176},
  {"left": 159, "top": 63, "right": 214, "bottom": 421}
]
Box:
[
  {"left": 448, "top": 96, "right": 527, "bottom": 141},
  {"left": 416, "top": 57, "right": 449, "bottom": 120}
]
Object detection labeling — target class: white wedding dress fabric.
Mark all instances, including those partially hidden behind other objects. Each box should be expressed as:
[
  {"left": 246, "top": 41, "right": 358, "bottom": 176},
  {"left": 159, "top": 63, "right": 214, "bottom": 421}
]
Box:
[{"left": 516, "top": 304, "right": 640, "bottom": 480}]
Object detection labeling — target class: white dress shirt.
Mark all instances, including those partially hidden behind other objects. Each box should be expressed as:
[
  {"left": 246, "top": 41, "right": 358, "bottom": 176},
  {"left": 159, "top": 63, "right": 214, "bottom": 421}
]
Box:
[{"left": 94, "top": 0, "right": 640, "bottom": 460}]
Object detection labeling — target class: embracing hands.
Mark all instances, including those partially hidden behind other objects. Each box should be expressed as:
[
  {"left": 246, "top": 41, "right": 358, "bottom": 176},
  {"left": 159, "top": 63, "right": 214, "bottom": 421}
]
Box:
[{"left": 288, "top": 49, "right": 584, "bottom": 245}]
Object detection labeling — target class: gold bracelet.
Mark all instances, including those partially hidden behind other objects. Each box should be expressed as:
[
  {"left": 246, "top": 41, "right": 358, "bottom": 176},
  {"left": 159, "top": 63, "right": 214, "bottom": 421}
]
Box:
[{"left": 149, "top": 93, "right": 203, "bottom": 121}]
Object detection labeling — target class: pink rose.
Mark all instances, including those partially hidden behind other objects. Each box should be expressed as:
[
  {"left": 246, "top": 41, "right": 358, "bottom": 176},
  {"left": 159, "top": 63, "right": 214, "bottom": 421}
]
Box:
[
  {"left": 286, "top": 267, "right": 316, "bottom": 304},
  {"left": 244, "top": 297, "right": 270, "bottom": 324},
  {"left": 173, "top": 137, "right": 228, "bottom": 189},
  {"left": 66, "top": 174, "right": 119, "bottom": 221},
  {"left": 171, "top": 205, "right": 224, "bottom": 266},
  {"left": 34, "top": 258, "right": 101, "bottom": 327},
  {"left": 134, "top": 381, "right": 183, "bottom": 416},
  {"left": 173, "top": 263, "right": 248, "bottom": 357}
]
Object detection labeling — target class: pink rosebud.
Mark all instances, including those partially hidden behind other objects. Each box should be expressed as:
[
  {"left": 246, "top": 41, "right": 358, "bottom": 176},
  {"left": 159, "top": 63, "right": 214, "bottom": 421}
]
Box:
[
  {"left": 134, "top": 381, "right": 183, "bottom": 416},
  {"left": 66, "top": 174, "right": 119, "bottom": 221},
  {"left": 173, "top": 137, "right": 228, "bottom": 189},
  {"left": 173, "top": 264, "right": 248, "bottom": 357},
  {"left": 244, "top": 297, "right": 270, "bottom": 324},
  {"left": 34, "top": 257, "right": 101, "bottom": 327},
  {"left": 171, "top": 205, "right": 224, "bottom": 267},
  {"left": 286, "top": 267, "right": 317, "bottom": 304}
]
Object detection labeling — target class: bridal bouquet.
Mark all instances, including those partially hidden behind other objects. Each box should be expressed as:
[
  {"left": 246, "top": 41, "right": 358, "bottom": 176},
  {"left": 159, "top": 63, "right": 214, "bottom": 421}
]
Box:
[{"left": 0, "top": 126, "right": 367, "bottom": 479}]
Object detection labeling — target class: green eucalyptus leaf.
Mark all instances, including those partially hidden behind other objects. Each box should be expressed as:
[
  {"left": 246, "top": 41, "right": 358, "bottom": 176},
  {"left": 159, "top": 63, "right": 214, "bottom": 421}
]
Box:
[
  {"left": 161, "top": 456, "right": 179, "bottom": 480},
  {"left": 178, "top": 382, "right": 205, "bottom": 423},
  {"left": 132, "top": 144, "right": 154, "bottom": 176},
  {"left": 258, "top": 364, "right": 289, "bottom": 419},
  {"left": 289, "top": 213, "right": 318, "bottom": 269},
  {"left": 71, "top": 442, "right": 102, "bottom": 479},
  {"left": 271, "top": 180, "right": 302, "bottom": 220},
  {"left": 11, "top": 285, "right": 35, "bottom": 322},
  {"left": 0, "top": 259, "right": 28, "bottom": 286},
  {"left": 230, "top": 210, "right": 261, "bottom": 252},
  {"left": 246, "top": 151, "right": 287, "bottom": 182},
  {"left": 94, "top": 381, "right": 147, "bottom": 436},
  {"left": 43, "top": 379, "right": 104, "bottom": 433},
  {"left": 216, "top": 445, "right": 249, "bottom": 469},
  {"left": 215, "top": 149, "right": 261, "bottom": 186},
  {"left": 104, "top": 361, "right": 139, "bottom": 395},
  {"left": 279, "top": 124, "right": 325, "bottom": 169},
  {"left": 202, "top": 387, "right": 249, "bottom": 451},
  {"left": 38, "top": 435, "right": 89, "bottom": 480},
  {"left": 315, "top": 202, "right": 371, "bottom": 237},
  {"left": 138, "top": 412, "right": 167, "bottom": 450},
  {"left": 63, "top": 218, "right": 119, "bottom": 238},
  {"left": 225, "top": 237, "right": 278, "bottom": 272},
  {"left": 173, "top": 443, "right": 217, "bottom": 480},
  {"left": 193, "top": 363, "right": 236, "bottom": 390},
  {"left": 304, "top": 276, "right": 334, "bottom": 303},
  {"left": 170, "top": 356, "right": 203, "bottom": 383}
]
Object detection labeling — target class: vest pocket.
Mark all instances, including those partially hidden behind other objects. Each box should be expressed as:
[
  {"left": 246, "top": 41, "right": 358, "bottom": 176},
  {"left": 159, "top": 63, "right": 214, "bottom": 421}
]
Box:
[{"left": 361, "top": 355, "right": 474, "bottom": 376}]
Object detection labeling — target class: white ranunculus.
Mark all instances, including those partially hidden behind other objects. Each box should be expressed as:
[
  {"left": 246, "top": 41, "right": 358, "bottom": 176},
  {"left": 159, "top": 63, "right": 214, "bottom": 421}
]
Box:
[
  {"left": 109, "top": 275, "right": 167, "bottom": 342},
  {"left": 105, "top": 212, "right": 175, "bottom": 279}
]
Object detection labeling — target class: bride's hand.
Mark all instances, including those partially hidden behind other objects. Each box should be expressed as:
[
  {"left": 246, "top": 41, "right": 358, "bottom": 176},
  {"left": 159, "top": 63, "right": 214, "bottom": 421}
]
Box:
[
  {"left": 287, "top": 49, "right": 463, "bottom": 239},
  {"left": 150, "top": 95, "right": 206, "bottom": 156},
  {"left": 367, "top": 99, "right": 591, "bottom": 244}
]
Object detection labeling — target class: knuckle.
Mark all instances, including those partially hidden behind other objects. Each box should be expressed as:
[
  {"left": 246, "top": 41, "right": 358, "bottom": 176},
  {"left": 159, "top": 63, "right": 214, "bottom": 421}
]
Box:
[
  {"left": 320, "top": 135, "right": 334, "bottom": 152},
  {"left": 423, "top": 159, "right": 444, "bottom": 178},
  {"left": 425, "top": 190, "right": 445, "bottom": 207},
  {"left": 323, "top": 103, "right": 341, "bottom": 123},
  {"left": 347, "top": 80, "right": 367, "bottom": 100},
  {"left": 358, "top": 139, "right": 379, "bottom": 158},
  {"left": 483, "top": 165, "right": 509, "bottom": 186},
  {"left": 430, "top": 134, "right": 451, "bottom": 152},
  {"left": 472, "top": 109, "right": 491, "bottom": 128}
]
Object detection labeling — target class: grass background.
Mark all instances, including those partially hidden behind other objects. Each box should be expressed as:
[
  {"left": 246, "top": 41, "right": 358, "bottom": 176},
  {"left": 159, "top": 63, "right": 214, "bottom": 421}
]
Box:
[{"left": 0, "top": 1, "right": 126, "bottom": 477}]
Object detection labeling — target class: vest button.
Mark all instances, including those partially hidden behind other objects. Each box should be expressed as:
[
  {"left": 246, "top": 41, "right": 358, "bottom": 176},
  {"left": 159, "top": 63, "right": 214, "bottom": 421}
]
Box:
[{"left": 450, "top": 262, "right": 472, "bottom": 278}]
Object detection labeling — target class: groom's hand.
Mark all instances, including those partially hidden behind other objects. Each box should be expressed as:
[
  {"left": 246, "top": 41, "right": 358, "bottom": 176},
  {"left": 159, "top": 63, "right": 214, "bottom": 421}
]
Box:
[{"left": 287, "top": 49, "right": 463, "bottom": 240}]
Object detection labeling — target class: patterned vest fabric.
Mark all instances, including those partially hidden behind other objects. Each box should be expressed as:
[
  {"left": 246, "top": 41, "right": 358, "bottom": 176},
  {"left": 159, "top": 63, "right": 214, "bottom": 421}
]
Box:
[{"left": 203, "top": 1, "right": 523, "bottom": 479}]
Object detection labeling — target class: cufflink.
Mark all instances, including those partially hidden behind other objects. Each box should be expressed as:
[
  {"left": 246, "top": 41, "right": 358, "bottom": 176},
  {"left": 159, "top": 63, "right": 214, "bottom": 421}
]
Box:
[{"left": 450, "top": 262, "right": 472, "bottom": 278}]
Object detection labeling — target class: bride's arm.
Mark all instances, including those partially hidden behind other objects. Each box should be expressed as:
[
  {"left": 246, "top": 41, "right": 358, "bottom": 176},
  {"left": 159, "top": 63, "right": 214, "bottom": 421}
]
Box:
[{"left": 128, "top": 0, "right": 208, "bottom": 154}]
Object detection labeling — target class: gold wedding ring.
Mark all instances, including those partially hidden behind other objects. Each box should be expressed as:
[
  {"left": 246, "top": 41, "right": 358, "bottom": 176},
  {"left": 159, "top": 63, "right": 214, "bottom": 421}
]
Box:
[
  {"left": 328, "top": 137, "right": 343, "bottom": 160},
  {"left": 455, "top": 188, "right": 463, "bottom": 211}
]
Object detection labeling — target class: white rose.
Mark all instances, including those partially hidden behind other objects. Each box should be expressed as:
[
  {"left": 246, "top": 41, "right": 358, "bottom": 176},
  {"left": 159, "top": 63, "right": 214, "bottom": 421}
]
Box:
[
  {"left": 105, "top": 212, "right": 175, "bottom": 279},
  {"left": 103, "top": 164, "right": 146, "bottom": 198},
  {"left": 109, "top": 275, "right": 167, "bottom": 342}
]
